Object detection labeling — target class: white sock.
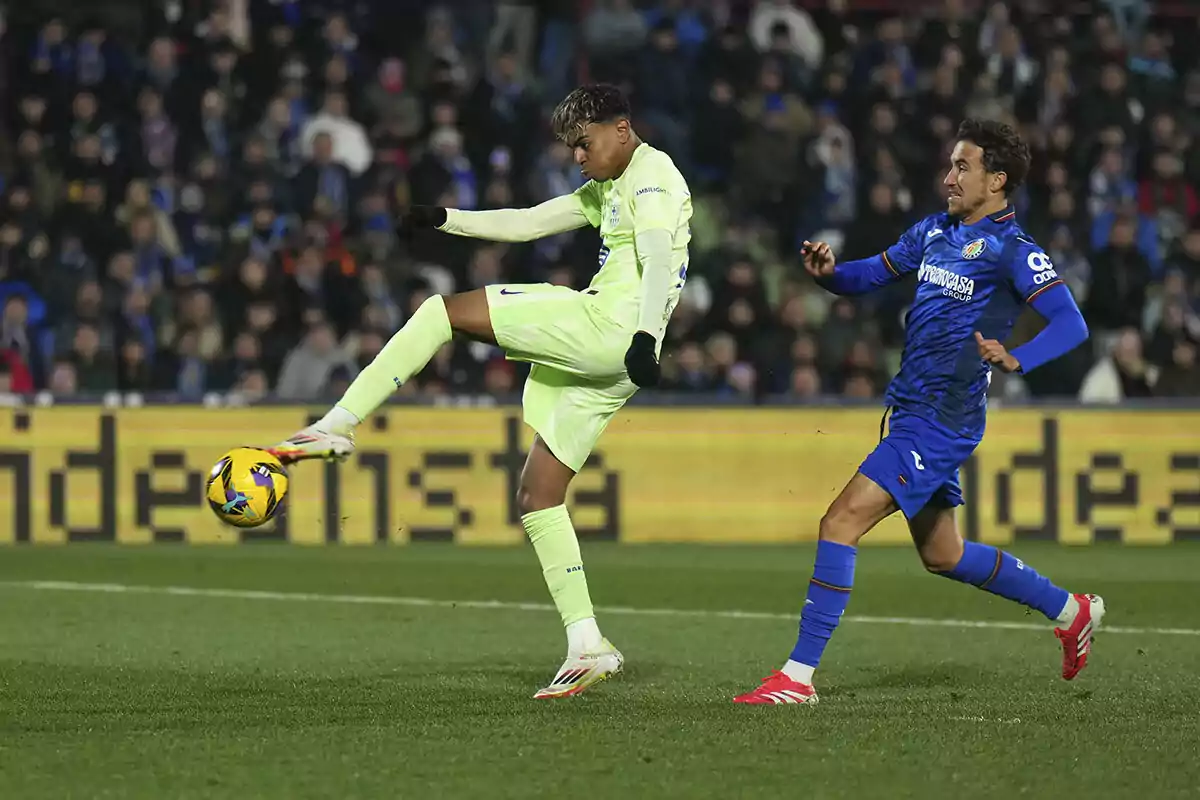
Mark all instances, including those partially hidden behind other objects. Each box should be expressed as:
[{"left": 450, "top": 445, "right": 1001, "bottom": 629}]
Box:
[
  {"left": 781, "top": 659, "right": 815, "bottom": 685},
  {"left": 316, "top": 405, "right": 360, "bottom": 435},
  {"left": 1055, "top": 593, "right": 1079, "bottom": 624},
  {"left": 566, "top": 617, "right": 603, "bottom": 656}
]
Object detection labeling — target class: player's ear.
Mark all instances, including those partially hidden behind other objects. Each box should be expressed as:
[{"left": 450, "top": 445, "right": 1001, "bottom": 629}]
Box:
[
  {"left": 990, "top": 171, "right": 1008, "bottom": 195},
  {"left": 615, "top": 117, "right": 631, "bottom": 143}
]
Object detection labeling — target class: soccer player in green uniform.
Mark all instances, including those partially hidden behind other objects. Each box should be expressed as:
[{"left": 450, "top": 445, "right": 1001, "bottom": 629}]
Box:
[{"left": 271, "top": 85, "right": 692, "bottom": 699}]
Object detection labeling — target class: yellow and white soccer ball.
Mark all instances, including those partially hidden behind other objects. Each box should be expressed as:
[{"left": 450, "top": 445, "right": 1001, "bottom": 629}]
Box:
[{"left": 205, "top": 448, "right": 289, "bottom": 528}]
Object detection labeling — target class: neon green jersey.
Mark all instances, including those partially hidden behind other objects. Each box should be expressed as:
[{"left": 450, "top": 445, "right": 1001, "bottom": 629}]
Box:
[
  {"left": 439, "top": 142, "right": 692, "bottom": 335},
  {"left": 573, "top": 144, "right": 692, "bottom": 330}
]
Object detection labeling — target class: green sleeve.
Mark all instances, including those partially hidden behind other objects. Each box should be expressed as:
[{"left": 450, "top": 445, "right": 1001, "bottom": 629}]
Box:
[
  {"left": 625, "top": 155, "right": 685, "bottom": 233},
  {"left": 573, "top": 181, "right": 603, "bottom": 228}
]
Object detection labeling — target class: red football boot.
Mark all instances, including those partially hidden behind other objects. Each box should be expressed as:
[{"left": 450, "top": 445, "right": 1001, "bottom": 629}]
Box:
[
  {"left": 733, "top": 670, "right": 819, "bottom": 705},
  {"left": 1054, "top": 593, "right": 1106, "bottom": 680}
]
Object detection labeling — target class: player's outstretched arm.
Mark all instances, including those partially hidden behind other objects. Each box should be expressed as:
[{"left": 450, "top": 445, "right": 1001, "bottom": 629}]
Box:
[
  {"left": 803, "top": 240, "right": 906, "bottom": 296},
  {"left": 404, "top": 192, "right": 593, "bottom": 243}
]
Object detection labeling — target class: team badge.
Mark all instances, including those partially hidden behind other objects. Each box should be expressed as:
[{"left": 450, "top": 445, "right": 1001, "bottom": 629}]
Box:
[
  {"left": 608, "top": 201, "right": 620, "bottom": 228},
  {"left": 961, "top": 239, "right": 987, "bottom": 259}
]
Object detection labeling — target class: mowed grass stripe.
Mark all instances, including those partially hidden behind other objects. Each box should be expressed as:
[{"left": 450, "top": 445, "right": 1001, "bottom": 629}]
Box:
[{"left": 4, "top": 579, "right": 1198, "bottom": 637}]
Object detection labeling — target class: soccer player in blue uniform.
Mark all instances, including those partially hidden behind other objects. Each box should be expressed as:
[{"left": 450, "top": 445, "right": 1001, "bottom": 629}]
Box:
[{"left": 734, "top": 120, "right": 1102, "bottom": 706}]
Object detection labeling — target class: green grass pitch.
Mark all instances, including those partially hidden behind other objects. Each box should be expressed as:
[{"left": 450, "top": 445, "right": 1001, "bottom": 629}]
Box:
[{"left": 2, "top": 543, "right": 1199, "bottom": 799}]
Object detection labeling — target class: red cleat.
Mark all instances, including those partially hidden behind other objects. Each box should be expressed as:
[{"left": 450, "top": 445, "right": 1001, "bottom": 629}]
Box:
[
  {"left": 733, "top": 670, "right": 819, "bottom": 705},
  {"left": 1054, "top": 593, "right": 1106, "bottom": 680}
]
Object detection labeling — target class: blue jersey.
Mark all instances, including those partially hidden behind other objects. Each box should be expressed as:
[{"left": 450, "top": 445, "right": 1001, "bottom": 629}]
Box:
[{"left": 880, "top": 206, "right": 1062, "bottom": 437}]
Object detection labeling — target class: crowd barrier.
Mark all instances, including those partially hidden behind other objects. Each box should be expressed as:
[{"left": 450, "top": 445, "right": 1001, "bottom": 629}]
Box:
[{"left": 0, "top": 406, "right": 1196, "bottom": 545}]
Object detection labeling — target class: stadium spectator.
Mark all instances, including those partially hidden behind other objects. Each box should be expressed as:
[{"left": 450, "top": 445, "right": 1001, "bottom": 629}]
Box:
[
  {"left": 118, "top": 339, "right": 154, "bottom": 393},
  {"left": 1079, "top": 327, "right": 1157, "bottom": 403},
  {"left": 1155, "top": 339, "right": 1200, "bottom": 396},
  {"left": 70, "top": 322, "right": 117, "bottom": 393},
  {"left": 364, "top": 58, "right": 423, "bottom": 146},
  {"left": 48, "top": 360, "right": 79, "bottom": 397},
  {"left": 276, "top": 319, "right": 355, "bottom": 400},
  {"left": 583, "top": 0, "right": 647, "bottom": 81},
  {"left": 749, "top": 0, "right": 823, "bottom": 74},
  {"left": 1085, "top": 215, "right": 1154, "bottom": 334},
  {"left": 634, "top": 19, "right": 691, "bottom": 165},
  {"left": 1, "top": 295, "right": 41, "bottom": 392},
  {"left": 300, "top": 90, "right": 373, "bottom": 176},
  {"left": 0, "top": 0, "right": 1196, "bottom": 405}
]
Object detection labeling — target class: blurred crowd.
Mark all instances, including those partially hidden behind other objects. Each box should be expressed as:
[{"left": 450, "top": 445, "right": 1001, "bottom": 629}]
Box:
[{"left": 0, "top": 0, "right": 1199, "bottom": 405}]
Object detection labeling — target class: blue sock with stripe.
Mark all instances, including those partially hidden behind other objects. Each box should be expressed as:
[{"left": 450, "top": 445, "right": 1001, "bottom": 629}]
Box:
[
  {"left": 788, "top": 540, "right": 857, "bottom": 672},
  {"left": 940, "top": 541, "right": 1069, "bottom": 621}
]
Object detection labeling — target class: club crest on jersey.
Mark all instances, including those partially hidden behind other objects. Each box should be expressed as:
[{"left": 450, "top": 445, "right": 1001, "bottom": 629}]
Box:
[
  {"left": 961, "top": 238, "right": 987, "bottom": 260},
  {"left": 607, "top": 201, "right": 620, "bottom": 228}
]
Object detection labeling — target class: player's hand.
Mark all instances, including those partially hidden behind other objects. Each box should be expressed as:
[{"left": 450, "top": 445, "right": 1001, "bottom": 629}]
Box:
[
  {"left": 801, "top": 240, "right": 836, "bottom": 279},
  {"left": 975, "top": 331, "right": 1021, "bottom": 373},
  {"left": 624, "top": 331, "right": 660, "bottom": 388},
  {"left": 402, "top": 205, "right": 447, "bottom": 233}
]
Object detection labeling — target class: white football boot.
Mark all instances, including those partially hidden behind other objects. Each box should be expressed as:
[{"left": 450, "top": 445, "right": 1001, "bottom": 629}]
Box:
[
  {"left": 266, "top": 424, "right": 355, "bottom": 465},
  {"left": 533, "top": 639, "right": 624, "bottom": 699}
]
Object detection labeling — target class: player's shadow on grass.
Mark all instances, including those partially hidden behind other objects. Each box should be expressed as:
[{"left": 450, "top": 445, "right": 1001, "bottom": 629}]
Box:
[
  {"left": 469, "top": 664, "right": 555, "bottom": 684},
  {"left": 835, "top": 663, "right": 999, "bottom": 693},
  {"left": 405, "top": 664, "right": 566, "bottom": 696}
]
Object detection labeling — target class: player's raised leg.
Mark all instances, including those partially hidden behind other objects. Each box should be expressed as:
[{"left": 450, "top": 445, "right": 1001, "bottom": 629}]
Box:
[
  {"left": 520, "top": 436, "right": 623, "bottom": 699},
  {"left": 733, "top": 473, "right": 897, "bottom": 705},
  {"left": 268, "top": 289, "right": 495, "bottom": 461},
  {"left": 273, "top": 284, "right": 625, "bottom": 697},
  {"left": 910, "top": 504, "right": 1105, "bottom": 680}
]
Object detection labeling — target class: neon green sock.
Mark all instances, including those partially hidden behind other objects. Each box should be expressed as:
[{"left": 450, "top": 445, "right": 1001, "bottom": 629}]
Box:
[
  {"left": 338, "top": 295, "right": 451, "bottom": 420},
  {"left": 522, "top": 504, "right": 595, "bottom": 627}
]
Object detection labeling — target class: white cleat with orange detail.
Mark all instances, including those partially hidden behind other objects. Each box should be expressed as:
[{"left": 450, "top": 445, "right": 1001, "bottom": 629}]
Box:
[
  {"left": 266, "top": 425, "right": 355, "bottom": 465},
  {"left": 533, "top": 639, "right": 624, "bottom": 699}
]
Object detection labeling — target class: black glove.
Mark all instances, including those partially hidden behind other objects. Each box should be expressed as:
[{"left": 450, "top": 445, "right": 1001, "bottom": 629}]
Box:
[
  {"left": 403, "top": 205, "right": 447, "bottom": 233},
  {"left": 624, "top": 331, "right": 660, "bottom": 388}
]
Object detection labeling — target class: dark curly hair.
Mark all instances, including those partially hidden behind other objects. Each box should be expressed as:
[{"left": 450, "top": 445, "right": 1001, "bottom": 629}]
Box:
[
  {"left": 550, "top": 84, "right": 631, "bottom": 142},
  {"left": 956, "top": 119, "right": 1031, "bottom": 197}
]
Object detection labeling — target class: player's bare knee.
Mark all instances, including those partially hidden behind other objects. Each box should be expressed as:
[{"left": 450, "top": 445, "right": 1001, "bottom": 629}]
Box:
[
  {"left": 515, "top": 485, "right": 565, "bottom": 517},
  {"left": 909, "top": 507, "right": 965, "bottom": 573},
  {"left": 919, "top": 546, "right": 962, "bottom": 574},
  {"left": 818, "top": 504, "right": 866, "bottom": 545},
  {"left": 443, "top": 290, "right": 496, "bottom": 343},
  {"left": 515, "top": 486, "right": 538, "bottom": 516},
  {"left": 918, "top": 535, "right": 965, "bottom": 573},
  {"left": 442, "top": 292, "right": 469, "bottom": 330}
]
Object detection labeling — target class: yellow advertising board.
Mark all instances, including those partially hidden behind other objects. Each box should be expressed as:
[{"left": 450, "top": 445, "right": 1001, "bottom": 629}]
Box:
[{"left": 0, "top": 407, "right": 1196, "bottom": 545}]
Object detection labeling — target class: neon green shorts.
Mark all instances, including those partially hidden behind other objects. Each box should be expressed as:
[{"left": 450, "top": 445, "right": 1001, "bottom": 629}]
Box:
[{"left": 485, "top": 283, "right": 637, "bottom": 472}]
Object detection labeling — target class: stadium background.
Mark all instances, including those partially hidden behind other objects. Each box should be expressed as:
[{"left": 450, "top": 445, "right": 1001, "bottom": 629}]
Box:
[{"left": 1, "top": 0, "right": 1198, "bottom": 545}]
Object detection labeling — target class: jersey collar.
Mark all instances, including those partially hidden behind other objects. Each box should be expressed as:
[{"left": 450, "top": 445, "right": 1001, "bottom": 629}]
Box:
[
  {"left": 951, "top": 205, "right": 1016, "bottom": 227},
  {"left": 612, "top": 142, "right": 649, "bottom": 183},
  {"left": 986, "top": 205, "right": 1017, "bottom": 224}
]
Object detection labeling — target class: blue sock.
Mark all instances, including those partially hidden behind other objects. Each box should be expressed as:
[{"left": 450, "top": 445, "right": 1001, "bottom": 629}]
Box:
[
  {"left": 941, "top": 541, "right": 1069, "bottom": 621},
  {"left": 790, "top": 540, "right": 857, "bottom": 668}
]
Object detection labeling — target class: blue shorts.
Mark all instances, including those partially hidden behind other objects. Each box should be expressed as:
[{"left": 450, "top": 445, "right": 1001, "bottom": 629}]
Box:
[{"left": 858, "top": 407, "right": 981, "bottom": 520}]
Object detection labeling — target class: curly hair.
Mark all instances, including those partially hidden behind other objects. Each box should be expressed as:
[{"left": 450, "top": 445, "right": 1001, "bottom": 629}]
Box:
[
  {"left": 956, "top": 119, "right": 1031, "bottom": 196},
  {"left": 550, "top": 84, "right": 631, "bottom": 141}
]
